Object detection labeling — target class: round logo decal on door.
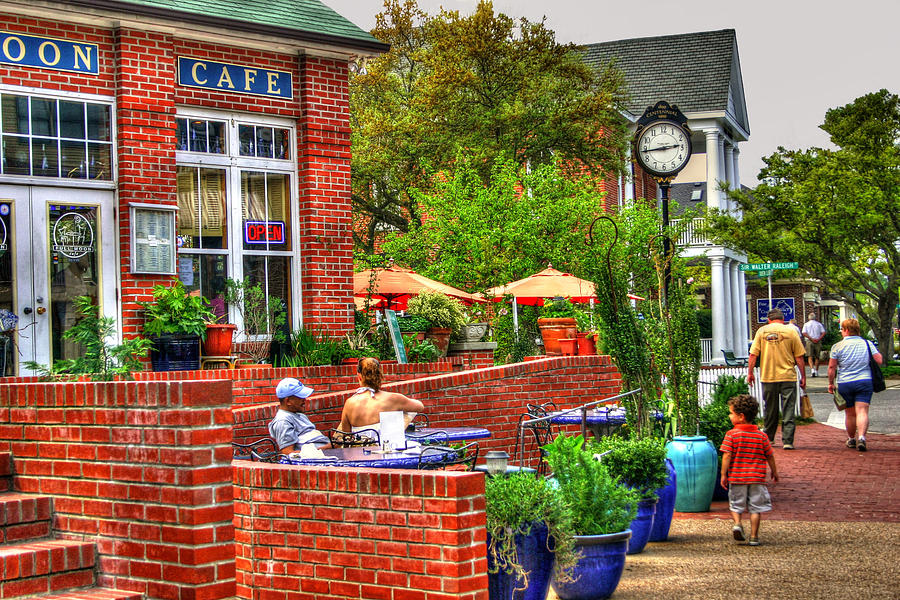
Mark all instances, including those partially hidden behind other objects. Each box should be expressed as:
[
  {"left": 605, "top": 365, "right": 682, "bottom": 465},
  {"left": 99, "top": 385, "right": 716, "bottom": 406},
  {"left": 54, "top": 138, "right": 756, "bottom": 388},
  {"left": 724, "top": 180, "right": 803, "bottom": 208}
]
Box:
[{"left": 51, "top": 211, "right": 95, "bottom": 259}]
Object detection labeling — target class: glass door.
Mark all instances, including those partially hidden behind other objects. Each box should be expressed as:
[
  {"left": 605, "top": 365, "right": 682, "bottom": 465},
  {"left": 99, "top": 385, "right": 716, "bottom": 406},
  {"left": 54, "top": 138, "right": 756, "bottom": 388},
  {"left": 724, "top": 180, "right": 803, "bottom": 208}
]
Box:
[{"left": 0, "top": 185, "right": 116, "bottom": 376}]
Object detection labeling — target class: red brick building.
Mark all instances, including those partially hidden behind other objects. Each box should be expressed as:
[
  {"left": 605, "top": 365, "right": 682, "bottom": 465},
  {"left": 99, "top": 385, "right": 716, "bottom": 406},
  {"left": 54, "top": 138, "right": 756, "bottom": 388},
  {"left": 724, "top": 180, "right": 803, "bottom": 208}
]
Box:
[{"left": 0, "top": 0, "right": 386, "bottom": 376}]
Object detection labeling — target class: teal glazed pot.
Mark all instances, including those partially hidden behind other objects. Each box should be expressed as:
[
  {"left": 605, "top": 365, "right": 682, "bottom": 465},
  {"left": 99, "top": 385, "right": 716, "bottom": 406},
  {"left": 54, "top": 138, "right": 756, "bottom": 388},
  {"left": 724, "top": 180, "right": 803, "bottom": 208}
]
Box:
[{"left": 666, "top": 436, "right": 718, "bottom": 512}]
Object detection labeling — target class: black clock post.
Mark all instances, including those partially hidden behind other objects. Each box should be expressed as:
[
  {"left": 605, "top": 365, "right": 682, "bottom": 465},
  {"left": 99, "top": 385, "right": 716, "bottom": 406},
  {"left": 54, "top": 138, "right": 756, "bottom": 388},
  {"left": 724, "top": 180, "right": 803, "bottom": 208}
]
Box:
[{"left": 632, "top": 101, "right": 692, "bottom": 301}]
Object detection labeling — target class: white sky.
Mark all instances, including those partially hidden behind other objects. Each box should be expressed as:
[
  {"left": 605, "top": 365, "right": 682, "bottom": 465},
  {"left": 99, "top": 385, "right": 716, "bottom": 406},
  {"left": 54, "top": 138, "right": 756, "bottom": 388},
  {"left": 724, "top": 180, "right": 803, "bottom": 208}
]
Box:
[{"left": 323, "top": 0, "right": 899, "bottom": 183}]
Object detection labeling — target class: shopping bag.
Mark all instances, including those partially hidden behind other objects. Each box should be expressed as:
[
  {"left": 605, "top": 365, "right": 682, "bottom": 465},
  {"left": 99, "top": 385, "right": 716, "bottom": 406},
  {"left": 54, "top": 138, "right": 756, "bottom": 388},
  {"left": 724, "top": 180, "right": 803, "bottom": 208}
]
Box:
[
  {"left": 832, "top": 389, "right": 846, "bottom": 411},
  {"left": 800, "top": 394, "right": 814, "bottom": 419}
]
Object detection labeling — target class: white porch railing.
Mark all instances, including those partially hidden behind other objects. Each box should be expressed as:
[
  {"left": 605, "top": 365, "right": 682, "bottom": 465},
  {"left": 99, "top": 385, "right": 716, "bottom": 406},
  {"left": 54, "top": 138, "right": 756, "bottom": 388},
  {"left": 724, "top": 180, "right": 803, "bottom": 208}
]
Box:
[
  {"left": 671, "top": 217, "right": 710, "bottom": 247},
  {"left": 700, "top": 338, "right": 712, "bottom": 365},
  {"left": 698, "top": 366, "right": 802, "bottom": 417}
]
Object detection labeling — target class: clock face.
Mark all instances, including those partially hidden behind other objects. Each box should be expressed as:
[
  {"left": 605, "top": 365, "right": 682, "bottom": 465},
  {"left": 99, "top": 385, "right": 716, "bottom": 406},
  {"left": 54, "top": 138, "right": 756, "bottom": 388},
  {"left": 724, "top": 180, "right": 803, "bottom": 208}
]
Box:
[{"left": 636, "top": 121, "right": 691, "bottom": 176}]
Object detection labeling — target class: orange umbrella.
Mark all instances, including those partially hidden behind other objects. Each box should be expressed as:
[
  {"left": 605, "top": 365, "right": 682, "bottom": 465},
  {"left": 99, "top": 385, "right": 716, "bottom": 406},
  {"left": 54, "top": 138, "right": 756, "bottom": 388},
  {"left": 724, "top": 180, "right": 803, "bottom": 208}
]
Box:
[
  {"left": 486, "top": 267, "right": 596, "bottom": 306},
  {"left": 353, "top": 266, "right": 483, "bottom": 310}
]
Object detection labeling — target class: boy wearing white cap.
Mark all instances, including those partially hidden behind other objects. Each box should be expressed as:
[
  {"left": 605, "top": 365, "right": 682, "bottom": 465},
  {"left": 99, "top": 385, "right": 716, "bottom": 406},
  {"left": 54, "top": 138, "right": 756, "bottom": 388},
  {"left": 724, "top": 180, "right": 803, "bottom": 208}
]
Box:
[{"left": 269, "top": 378, "right": 330, "bottom": 454}]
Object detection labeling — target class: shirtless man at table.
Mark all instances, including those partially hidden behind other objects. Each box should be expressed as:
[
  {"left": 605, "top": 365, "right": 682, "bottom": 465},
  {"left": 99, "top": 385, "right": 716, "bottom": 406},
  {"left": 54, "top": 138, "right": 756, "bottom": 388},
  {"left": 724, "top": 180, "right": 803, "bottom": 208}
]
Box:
[
  {"left": 269, "top": 378, "right": 330, "bottom": 454},
  {"left": 338, "top": 357, "right": 425, "bottom": 434}
]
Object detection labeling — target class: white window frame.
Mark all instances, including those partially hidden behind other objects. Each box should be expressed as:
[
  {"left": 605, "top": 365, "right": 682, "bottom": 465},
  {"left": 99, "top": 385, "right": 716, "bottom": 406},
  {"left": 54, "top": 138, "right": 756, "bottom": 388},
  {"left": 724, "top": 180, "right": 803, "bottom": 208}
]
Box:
[{"left": 175, "top": 106, "right": 300, "bottom": 332}]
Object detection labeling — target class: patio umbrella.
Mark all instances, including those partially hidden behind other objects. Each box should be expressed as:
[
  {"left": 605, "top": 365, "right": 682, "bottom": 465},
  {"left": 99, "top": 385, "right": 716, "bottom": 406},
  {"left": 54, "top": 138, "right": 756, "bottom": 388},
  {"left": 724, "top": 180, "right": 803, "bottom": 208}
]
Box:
[
  {"left": 353, "top": 265, "right": 483, "bottom": 310},
  {"left": 486, "top": 266, "right": 598, "bottom": 336},
  {"left": 486, "top": 266, "right": 596, "bottom": 305}
]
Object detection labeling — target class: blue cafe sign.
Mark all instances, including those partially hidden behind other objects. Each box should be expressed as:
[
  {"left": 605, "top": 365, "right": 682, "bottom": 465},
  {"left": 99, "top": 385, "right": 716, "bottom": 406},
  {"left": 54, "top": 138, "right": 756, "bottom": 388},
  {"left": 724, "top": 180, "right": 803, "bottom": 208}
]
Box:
[
  {"left": 0, "top": 32, "right": 98, "bottom": 74},
  {"left": 177, "top": 57, "right": 292, "bottom": 100}
]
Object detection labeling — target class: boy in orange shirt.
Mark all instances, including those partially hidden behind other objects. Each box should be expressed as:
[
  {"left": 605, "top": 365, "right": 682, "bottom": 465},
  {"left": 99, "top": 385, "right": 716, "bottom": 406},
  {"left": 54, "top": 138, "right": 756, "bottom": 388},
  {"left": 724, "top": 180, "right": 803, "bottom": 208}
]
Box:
[{"left": 720, "top": 394, "right": 779, "bottom": 546}]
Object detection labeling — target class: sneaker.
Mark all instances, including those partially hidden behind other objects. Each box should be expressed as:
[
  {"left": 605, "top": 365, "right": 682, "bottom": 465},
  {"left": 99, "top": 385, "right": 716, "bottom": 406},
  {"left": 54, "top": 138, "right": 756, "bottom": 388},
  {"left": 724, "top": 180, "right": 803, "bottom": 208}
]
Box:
[
  {"left": 858, "top": 439, "right": 867, "bottom": 452},
  {"left": 748, "top": 537, "right": 760, "bottom": 546},
  {"left": 732, "top": 525, "right": 745, "bottom": 541},
  {"left": 846, "top": 438, "right": 856, "bottom": 449},
  {"left": 811, "top": 370, "right": 818, "bottom": 377},
  {"left": 783, "top": 443, "right": 794, "bottom": 450}
]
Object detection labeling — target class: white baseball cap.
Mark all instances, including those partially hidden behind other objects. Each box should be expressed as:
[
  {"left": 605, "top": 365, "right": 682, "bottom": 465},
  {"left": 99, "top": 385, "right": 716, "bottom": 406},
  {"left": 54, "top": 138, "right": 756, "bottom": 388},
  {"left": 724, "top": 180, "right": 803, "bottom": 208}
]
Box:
[{"left": 275, "top": 378, "right": 313, "bottom": 399}]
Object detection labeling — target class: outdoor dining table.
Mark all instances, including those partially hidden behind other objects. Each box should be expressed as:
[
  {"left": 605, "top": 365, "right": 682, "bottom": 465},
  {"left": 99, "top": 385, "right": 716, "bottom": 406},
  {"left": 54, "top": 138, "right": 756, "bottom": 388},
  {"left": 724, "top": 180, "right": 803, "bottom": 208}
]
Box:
[
  {"left": 405, "top": 426, "right": 491, "bottom": 444},
  {"left": 278, "top": 446, "right": 447, "bottom": 469},
  {"left": 549, "top": 407, "right": 662, "bottom": 439}
]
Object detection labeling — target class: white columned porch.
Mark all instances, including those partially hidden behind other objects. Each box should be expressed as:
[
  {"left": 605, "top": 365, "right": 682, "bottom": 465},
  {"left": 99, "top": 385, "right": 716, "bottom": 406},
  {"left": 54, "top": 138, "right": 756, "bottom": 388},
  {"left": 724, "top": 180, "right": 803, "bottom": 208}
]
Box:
[
  {"left": 732, "top": 145, "right": 741, "bottom": 191},
  {"left": 730, "top": 260, "right": 745, "bottom": 355},
  {"left": 710, "top": 254, "right": 727, "bottom": 364},
  {"left": 722, "top": 258, "right": 734, "bottom": 353},
  {"left": 705, "top": 129, "right": 723, "bottom": 210},
  {"left": 724, "top": 143, "right": 735, "bottom": 213}
]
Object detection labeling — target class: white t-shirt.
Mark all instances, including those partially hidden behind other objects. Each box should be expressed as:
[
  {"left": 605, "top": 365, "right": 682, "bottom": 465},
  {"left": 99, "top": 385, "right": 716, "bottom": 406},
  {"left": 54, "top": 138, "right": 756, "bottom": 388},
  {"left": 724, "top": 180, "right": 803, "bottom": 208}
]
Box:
[{"left": 801, "top": 319, "right": 825, "bottom": 341}]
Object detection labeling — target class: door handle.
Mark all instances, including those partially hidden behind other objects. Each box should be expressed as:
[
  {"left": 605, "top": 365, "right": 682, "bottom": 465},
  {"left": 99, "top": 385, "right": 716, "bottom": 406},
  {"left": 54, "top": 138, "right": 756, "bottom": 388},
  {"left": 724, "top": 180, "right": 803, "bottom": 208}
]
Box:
[{"left": 36, "top": 307, "right": 46, "bottom": 315}]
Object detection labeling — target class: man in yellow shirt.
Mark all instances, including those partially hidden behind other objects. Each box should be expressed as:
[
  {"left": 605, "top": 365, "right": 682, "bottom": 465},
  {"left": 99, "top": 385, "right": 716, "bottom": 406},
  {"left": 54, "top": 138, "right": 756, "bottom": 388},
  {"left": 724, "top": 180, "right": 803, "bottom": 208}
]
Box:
[{"left": 748, "top": 308, "right": 807, "bottom": 450}]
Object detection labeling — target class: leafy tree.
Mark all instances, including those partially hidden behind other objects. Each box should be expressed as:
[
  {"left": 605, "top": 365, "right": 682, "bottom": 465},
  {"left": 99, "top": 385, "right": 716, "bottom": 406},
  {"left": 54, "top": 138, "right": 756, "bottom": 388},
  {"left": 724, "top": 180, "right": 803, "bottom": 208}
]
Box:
[
  {"left": 381, "top": 154, "right": 606, "bottom": 292},
  {"left": 705, "top": 90, "right": 900, "bottom": 351},
  {"left": 350, "top": 0, "right": 628, "bottom": 252}
]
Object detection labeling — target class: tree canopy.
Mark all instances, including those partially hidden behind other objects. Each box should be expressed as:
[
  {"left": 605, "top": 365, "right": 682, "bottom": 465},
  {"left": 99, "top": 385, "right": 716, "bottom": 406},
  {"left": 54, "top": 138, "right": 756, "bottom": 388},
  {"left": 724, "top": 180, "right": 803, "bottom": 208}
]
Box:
[
  {"left": 706, "top": 89, "right": 900, "bottom": 350},
  {"left": 350, "top": 0, "right": 628, "bottom": 252}
]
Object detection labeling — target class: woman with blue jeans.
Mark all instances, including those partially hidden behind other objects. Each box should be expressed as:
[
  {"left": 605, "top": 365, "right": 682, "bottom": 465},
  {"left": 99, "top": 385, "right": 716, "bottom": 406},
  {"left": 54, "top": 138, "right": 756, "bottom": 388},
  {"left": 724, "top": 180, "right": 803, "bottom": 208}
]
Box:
[{"left": 827, "top": 318, "right": 883, "bottom": 451}]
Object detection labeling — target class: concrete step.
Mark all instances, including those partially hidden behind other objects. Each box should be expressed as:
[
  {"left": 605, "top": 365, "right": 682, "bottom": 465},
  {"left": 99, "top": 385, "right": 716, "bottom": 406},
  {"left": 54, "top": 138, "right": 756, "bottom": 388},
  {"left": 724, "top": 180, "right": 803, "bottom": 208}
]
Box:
[
  {"left": 0, "top": 539, "right": 95, "bottom": 598},
  {"left": 0, "top": 493, "right": 53, "bottom": 544},
  {"left": 30, "top": 588, "right": 143, "bottom": 600}
]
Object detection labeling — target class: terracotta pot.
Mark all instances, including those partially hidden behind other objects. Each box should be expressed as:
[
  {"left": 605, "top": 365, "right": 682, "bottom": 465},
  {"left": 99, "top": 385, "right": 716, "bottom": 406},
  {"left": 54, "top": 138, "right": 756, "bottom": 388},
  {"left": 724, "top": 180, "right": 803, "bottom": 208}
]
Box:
[
  {"left": 558, "top": 338, "right": 577, "bottom": 356},
  {"left": 576, "top": 332, "right": 597, "bottom": 355},
  {"left": 202, "top": 323, "right": 236, "bottom": 356},
  {"left": 425, "top": 327, "right": 452, "bottom": 357},
  {"left": 537, "top": 317, "right": 577, "bottom": 356}
]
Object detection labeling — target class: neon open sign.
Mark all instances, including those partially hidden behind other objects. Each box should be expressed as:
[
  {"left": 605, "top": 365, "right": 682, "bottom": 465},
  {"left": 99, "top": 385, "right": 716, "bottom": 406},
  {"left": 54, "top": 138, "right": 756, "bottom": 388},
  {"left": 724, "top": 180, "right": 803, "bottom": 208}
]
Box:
[{"left": 244, "top": 221, "right": 285, "bottom": 245}]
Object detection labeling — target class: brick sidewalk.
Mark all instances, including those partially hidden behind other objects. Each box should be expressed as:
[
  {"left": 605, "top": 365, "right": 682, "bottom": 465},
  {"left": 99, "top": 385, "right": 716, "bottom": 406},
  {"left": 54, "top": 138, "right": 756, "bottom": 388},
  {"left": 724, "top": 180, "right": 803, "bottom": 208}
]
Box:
[{"left": 676, "top": 422, "right": 900, "bottom": 522}]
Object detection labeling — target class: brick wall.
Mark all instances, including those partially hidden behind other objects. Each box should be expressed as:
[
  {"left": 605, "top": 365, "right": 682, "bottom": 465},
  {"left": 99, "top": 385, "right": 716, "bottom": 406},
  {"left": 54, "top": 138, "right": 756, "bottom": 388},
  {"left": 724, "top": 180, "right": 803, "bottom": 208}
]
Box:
[
  {"left": 233, "top": 355, "right": 623, "bottom": 470},
  {"left": 233, "top": 463, "right": 487, "bottom": 600},
  {"left": 0, "top": 380, "right": 235, "bottom": 600}
]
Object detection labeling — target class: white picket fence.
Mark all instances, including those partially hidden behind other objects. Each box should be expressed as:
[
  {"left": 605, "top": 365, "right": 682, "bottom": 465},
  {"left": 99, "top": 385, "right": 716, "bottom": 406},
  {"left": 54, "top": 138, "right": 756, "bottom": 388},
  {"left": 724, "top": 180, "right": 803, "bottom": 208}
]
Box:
[{"left": 698, "top": 366, "right": 802, "bottom": 416}]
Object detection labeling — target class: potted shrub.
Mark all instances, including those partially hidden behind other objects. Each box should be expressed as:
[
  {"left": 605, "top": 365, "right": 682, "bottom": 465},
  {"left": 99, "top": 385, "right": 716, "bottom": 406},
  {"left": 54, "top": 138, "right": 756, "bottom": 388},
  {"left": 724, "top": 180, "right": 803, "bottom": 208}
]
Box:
[
  {"left": 140, "top": 281, "right": 215, "bottom": 371},
  {"left": 537, "top": 298, "right": 577, "bottom": 356},
  {"left": 590, "top": 436, "right": 670, "bottom": 554},
  {"left": 574, "top": 310, "right": 598, "bottom": 356},
  {"left": 485, "top": 472, "right": 578, "bottom": 600},
  {"left": 543, "top": 434, "right": 639, "bottom": 600},
  {"left": 397, "top": 314, "right": 432, "bottom": 342},
  {"left": 403, "top": 335, "right": 441, "bottom": 363},
  {"left": 459, "top": 304, "right": 490, "bottom": 343},
  {"left": 224, "top": 278, "right": 285, "bottom": 365},
  {"left": 406, "top": 291, "right": 467, "bottom": 357}
]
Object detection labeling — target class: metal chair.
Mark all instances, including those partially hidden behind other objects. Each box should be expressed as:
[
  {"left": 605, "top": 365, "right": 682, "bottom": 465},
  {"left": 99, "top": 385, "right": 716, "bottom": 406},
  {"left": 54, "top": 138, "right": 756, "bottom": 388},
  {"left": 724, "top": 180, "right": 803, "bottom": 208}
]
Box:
[
  {"left": 405, "top": 429, "right": 450, "bottom": 446},
  {"left": 721, "top": 350, "right": 748, "bottom": 367},
  {"left": 406, "top": 413, "right": 430, "bottom": 432},
  {"left": 514, "top": 412, "right": 555, "bottom": 474},
  {"left": 417, "top": 442, "right": 479, "bottom": 471},
  {"left": 328, "top": 428, "right": 380, "bottom": 448},
  {"left": 232, "top": 438, "right": 279, "bottom": 462}
]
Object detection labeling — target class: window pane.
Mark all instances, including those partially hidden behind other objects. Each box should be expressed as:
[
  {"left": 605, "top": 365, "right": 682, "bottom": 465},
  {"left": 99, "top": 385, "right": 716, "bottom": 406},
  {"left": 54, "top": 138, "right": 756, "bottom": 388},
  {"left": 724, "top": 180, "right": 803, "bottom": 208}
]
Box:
[
  {"left": 176, "top": 166, "right": 200, "bottom": 249},
  {"left": 238, "top": 124, "right": 253, "bottom": 156},
  {"left": 3, "top": 136, "right": 29, "bottom": 175},
  {"left": 189, "top": 120, "right": 207, "bottom": 153},
  {"left": 178, "top": 253, "right": 228, "bottom": 322},
  {"left": 274, "top": 128, "right": 290, "bottom": 160},
  {"left": 88, "top": 143, "right": 111, "bottom": 180},
  {"left": 59, "top": 101, "right": 85, "bottom": 139},
  {"left": 198, "top": 168, "right": 227, "bottom": 248},
  {"left": 61, "top": 140, "right": 87, "bottom": 178},
  {"left": 86, "top": 104, "right": 110, "bottom": 141},
  {"left": 255, "top": 126, "right": 273, "bottom": 158},
  {"left": 2, "top": 95, "right": 29, "bottom": 135},
  {"left": 176, "top": 118, "right": 188, "bottom": 151},
  {"left": 209, "top": 121, "right": 226, "bottom": 154},
  {"left": 242, "top": 254, "right": 290, "bottom": 334},
  {"left": 31, "top": 98, "right": 57, "bottom": 137},
  {"left": 32, "top": 138, "right": 58, "bottom": 177},
  {"left": 266, "top": 173, "right": 290, "bottom": 250}
]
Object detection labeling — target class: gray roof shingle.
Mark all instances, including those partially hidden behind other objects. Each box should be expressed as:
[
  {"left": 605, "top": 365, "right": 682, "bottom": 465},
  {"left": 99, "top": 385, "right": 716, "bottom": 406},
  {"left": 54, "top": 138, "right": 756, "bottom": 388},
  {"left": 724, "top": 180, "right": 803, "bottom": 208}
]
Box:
[
  {"left": 81, "top": 0, "right": 385, "bottom": 51},
  {"left": 582, "top": 29, "right": 747, "bottom": 132}
]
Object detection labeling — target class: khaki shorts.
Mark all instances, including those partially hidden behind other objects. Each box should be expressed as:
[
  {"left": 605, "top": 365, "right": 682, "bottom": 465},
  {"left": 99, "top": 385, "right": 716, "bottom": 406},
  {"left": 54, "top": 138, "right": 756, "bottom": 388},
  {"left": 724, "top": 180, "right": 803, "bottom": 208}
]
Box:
[
  {"left": 728, "top": 483, "right": 772, "bottom": 514},
  {"left": 805, "top": 339, "right": 822, "bottom": 358}
]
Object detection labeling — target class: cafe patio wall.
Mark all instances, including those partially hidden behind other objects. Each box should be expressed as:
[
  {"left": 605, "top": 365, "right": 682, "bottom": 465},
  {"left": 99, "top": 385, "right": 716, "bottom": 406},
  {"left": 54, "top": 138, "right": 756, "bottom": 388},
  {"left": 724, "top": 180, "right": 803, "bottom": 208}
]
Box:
[{"left": 0, "top": 379, "right": 235, "bottom": 600}]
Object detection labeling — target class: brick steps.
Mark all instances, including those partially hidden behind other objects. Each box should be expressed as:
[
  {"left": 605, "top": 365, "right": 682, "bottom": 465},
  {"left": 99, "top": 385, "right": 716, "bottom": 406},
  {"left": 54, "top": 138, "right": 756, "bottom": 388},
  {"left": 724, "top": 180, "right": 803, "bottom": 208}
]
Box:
[{"left": 0, "top": 490, "right": 141, "bottom": 600}]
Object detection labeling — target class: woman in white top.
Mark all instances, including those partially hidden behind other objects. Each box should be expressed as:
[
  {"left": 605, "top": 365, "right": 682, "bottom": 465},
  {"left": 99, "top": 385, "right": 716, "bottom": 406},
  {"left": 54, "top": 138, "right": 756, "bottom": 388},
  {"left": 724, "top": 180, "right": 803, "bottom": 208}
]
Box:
[
  {"left": 827, "top": 318, "right": 883, "bottom": 452},
  {"left": 338, "top": 357, "right": 425, "bottom": 433}
]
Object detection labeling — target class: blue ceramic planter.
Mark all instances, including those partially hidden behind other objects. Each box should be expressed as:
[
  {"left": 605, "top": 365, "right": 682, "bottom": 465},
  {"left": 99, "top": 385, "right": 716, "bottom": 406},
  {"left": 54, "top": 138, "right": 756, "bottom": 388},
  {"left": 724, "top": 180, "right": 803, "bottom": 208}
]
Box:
[
  {"left": 487, "top": 521, "right": 555, "bottom": 600},
  {"left": 551, "top": 530, "right": 631, "bottom": 600},
  {"left": 649, "top": 458, "right": 677, "bottom": 542},
  {"left": 666, "top": 435, "right": 717, "bottom": 512},
  {"left": 626, "top": 498, "right": 658, "bottom": 554}
]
